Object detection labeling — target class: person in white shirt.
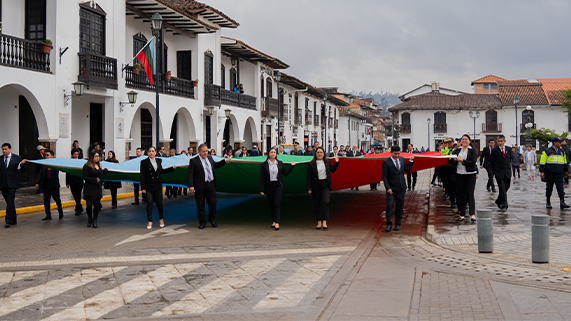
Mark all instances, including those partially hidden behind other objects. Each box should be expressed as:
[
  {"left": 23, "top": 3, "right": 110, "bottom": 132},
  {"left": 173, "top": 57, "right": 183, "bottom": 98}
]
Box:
[
  {"left": 307, "top": 147, "right": 340, "bottom": 230},
  {"left": 259, "top": 148, "right": 296, "bottom": 230},
  {"left": 523, "top": 145, "right": 537, "bottom": 180}
]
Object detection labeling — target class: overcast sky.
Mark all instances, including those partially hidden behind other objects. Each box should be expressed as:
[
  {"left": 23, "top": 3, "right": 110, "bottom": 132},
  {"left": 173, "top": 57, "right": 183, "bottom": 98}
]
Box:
[{"left": 210, "top": 0, "right": 571, "bottom": 95}]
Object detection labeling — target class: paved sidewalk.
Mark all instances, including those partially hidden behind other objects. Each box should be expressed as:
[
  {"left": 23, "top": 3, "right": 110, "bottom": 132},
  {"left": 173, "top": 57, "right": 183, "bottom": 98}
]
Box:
[{"left": 427, "top": 167, "right": 571, "bottom": 267}]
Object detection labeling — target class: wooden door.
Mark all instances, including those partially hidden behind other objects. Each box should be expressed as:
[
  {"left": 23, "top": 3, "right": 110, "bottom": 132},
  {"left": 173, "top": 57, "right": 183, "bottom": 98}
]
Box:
[{"left": 18, "top": 96, "right": 39, "bottom": 186}]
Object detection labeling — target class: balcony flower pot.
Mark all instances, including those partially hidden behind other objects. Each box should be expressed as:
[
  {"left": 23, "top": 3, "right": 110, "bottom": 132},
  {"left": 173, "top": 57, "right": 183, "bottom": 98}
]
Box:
[
  {"left": 41, "top": 39, "right": 53, "bottom": 54},
  {"left": 133, "top": 64, "right": 141, "bottom": 74},
  {"left": 165, "top": 71, "right": 172, "bottom": 80},
  {"left": 82, "top": 68, "right": 87, "bottom": 76},
  {"left": 191, "top": 79, "right": 199, "bottom": 87}
]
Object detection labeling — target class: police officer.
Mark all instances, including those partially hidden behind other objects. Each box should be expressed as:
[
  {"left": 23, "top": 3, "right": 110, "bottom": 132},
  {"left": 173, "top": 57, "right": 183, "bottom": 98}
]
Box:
[{"left": 539, "top": 137, "right": 570, "bottom": 209}]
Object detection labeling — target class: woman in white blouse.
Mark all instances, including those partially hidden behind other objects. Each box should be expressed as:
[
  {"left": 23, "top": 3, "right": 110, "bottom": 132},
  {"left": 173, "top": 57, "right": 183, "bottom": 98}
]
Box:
[
  {"left": 307, "top": 147, "right": 340, "bottom": 229},
  {"left": 448, "top": 134, "right": 479, "bottom": 222},
  {"left": 259, "top": 148, "right": 296, "bottom": 230}
]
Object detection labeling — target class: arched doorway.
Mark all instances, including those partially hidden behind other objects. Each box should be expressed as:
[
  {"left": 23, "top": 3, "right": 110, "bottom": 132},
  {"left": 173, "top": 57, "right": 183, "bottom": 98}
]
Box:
[
  {"left": 222, "top": 114, "right": 240, "bottom": 151},
  {"left": 127, "top": 102, "right": 164, "bottom": 156},
  {"left": 170, "top": 108, "right": 196, "bottom": 152},
  {"left": 243, "top": 117, "right": 258, "bottom": 149}
]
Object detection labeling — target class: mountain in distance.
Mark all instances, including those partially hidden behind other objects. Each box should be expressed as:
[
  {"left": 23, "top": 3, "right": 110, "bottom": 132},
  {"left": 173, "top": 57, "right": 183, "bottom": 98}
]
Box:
[{"left": 350, "top": 90, "right": 401, "bottom": 115}]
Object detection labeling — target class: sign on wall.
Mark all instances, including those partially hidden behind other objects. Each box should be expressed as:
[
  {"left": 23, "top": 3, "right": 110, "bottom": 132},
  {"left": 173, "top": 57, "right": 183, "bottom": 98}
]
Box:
[
  {"left": 59, "top": 113, "right": 69, "bottom": 138},
  {"left": 116, "top": 117, "right": 124, "bottom": 139}
]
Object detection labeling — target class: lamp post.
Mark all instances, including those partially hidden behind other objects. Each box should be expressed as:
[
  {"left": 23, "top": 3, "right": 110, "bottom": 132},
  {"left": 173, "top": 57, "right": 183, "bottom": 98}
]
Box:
[
  {"left": 151, "top": 12, "right": 163, "bottom": 148},
  {"left": 427, "top": 117, "right": 431, "bottom": 150},
  {"left": 525, "top": 105, "right": 533, "bottom": 146},
  {"left": 513, "top": 95, "right": 520, "bottom": 146},
  {"left": 275, "top": 71, "right": 281, "bottom": 145},
  {"left": 469, "top": 110, "right": 480, "bottom": 142},
  {"left": 323, "top": 93, "right": 328, "bottom": 152}
]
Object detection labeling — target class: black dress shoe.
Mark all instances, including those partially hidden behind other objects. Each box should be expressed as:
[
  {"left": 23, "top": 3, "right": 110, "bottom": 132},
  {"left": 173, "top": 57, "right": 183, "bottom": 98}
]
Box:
[
  {"left": 384, "top": 225, "right": 392, "bottom": 232},
  {"left": 561, "top": 202, "right": 570, "bottom": 209},
  {"left": 131, "top": 202, "right": 140, "bottom": 205},
  {"left": 75, "top": 211, "right": 80, "bottom": 216},
  {"left": 492, "top": 189, "right": 497, "bottom": 193},
  {"left": 92, "top": 220, "right": 98, "bottom": 228},
  {"left": 59, "top": 213, "right": 64, "bottom": 219},
  {"left": 198, "top": 222, "right": 206, "bottom": 229},
  {"left": 42, "top": 216, "right": 52, "bottom": 221},
  {"left": 407, "top": 187, "right": 411, "bottom": 191},
  {"left": 4, "top": 224, "right": 10, "bottom": 228},
  {"left": 546, "top": 202, "right": 553, "bottom": 209},
  {"left": 394, "top": 225, "right": 401, "bottom": 231},
  {"left": 412, "top": 187, "right": 415, "bottom": 191},
  {"left": 209, "top": 220, "right": 218, "bottom": 228},
  {"left": 500, "top": 207, "right": 508, "bottom": 212}
]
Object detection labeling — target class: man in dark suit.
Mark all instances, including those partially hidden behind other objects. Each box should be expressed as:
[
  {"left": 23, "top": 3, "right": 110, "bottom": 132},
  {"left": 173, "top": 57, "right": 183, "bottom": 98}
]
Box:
[
  {"left": 188, "top": 143, "right": 231, "bottom": 229},
  {"left": 347, "top": 144, "right": 362, "bottom": 190},
  {"left": 382, "top": 145, "right": 414, "bottom": 232},
  {"left": 1, "top": 142, "right": 26, "bottom": 228},
  {"left": 36, "top": 150, "right": 64, "bottom": 220},
  {"left": 406, "top": 144, "right": 419, "bottom": 191},
  {"left": 479, "top": 139, "right": 496, "bottom": 192},
  {"left": 67, "top": 148, "right": 84, "bottom": 215},
  {"left": 489, "top": 135, "right": 511, "bottom": 212}
]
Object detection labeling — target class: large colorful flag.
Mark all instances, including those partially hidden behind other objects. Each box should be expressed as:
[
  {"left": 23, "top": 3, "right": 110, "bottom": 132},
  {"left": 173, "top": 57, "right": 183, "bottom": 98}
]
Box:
[{"left": 135, "top": 36, "right": 155, "bottom": 86}]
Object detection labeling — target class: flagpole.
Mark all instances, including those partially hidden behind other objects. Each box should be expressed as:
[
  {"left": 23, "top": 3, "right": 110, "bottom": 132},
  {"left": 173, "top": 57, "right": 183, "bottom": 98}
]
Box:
[{"left": 155, "top": 32, "right": 160, "bottom": 149}]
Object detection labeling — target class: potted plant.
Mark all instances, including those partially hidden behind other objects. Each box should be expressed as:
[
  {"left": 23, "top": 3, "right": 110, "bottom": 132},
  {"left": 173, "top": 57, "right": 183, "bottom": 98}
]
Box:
[
  {"left": 165, "top": 70, "right": 172, "bottom": 80},
  {"left": 82, "top": 67, "right": 87, "bottom": 76},
  {"left": 42, "top": 39, "right": 53, "bottom": 54},
  {"left": 133, "top": 63, "right": 141, "bottom": 74},
  {"left": 191, "top": 78, "right": 199, "bottom": 87}
]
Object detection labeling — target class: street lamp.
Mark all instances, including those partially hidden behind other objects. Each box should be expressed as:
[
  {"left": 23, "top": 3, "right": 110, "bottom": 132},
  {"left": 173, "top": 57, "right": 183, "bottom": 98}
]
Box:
[
  {"left": 151, "top": 12, "right": 163, "bottom": 148},
  {"left": 119, "top": 91, "right": 138, "bottom": 112},
  {"left": 513, "top": 95, "right": 520, "bottom": 146},
  {"left": 427, "top": 117, "right": 431, "bottom": 150},
  {"left": 525, "top": 105, "right": 533, "bottom": 146},
  {"left": 323, "top": 93, "right": 328, "bottom": 152},
  {"left": 275, "top": 71, "right": 281, "bottom": 145},
  {"left": 468, "top": 110, "right": 480, "bottom": 142}
]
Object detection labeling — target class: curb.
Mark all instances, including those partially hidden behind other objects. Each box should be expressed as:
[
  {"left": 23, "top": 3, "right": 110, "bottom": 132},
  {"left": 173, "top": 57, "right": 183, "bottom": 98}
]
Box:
[
  {"left": 425, "top": 185, "right": 438, "bottom": 243},
  {"left": 0, "top": 188, "right": 166, "bottom": 217}
]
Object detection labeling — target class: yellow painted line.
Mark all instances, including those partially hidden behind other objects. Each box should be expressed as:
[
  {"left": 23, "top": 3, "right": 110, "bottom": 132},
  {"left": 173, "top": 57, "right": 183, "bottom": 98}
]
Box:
[{"left": 0, "top": 188, "right": 168, "bottom": 217}]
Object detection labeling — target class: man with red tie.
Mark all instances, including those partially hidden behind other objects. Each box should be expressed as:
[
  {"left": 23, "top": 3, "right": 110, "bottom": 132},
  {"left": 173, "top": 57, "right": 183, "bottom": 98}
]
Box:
[{"left": 489, "top": 135, "right": 512, "bottom": 212}]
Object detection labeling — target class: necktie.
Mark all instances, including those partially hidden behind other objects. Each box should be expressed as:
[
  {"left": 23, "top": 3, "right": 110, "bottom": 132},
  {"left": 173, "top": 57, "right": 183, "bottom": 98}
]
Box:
[
  {"left": 47, "top": 168, "right": 52, "bottom": 180},
  {"left": 502, "top": 148, "right": 505, "bottom": 158},
  {"left": 202, "top": 158, "right": 212, "bottom": 182},
  {"left": 395, "top": 159, "right": 400, "bottom": 170},
  {"left": 4, "top": 156, "right": 7, "bottom": 168}
]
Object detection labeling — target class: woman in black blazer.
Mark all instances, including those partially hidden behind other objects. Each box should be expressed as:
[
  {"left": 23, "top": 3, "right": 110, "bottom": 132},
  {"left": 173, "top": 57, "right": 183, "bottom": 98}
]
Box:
[
  {"left": 103, "top": 151, "right": 122, "bottom": 209},
  {"left": 448, "top": 134, "right": 479, "bottom": 222},
  {"left": 307, "top": 147, "right": 339, "bottom": 229},
  {"left": 140, "top": 146, "right": 176, "bottom": 229},
  {"left": 259, "top": 147, "right": 296, "bottom": 230},
  {"left": 83, "top": 150, "right": 108, "bottom": 228}
]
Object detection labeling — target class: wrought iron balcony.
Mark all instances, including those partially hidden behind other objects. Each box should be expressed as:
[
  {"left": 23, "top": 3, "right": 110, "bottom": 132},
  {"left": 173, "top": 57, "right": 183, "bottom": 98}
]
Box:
[
  {"left": 78, "top": 52, "right": 117, "bottom": 89},
  {"left": 434, "top": 123, "right": 447, "bottom": 133},
  {"left": 0, "top": 34, "right": 51, "bottom": 73},
  {"left": 482, "top": 122, "right": 502, "bottom": 133},
  {"left": 125, "top": 66, "right": 194, "bottom": 98},
  {"left": 305, "top": 113, "right": 313, "bottom": 126},
  {"left": 400, "top": 124, "right": 411, "bottom": 134},
  {"left": 262, "top": 97, "right": 279, "bottom": 117},
  {"left": 220, "top": 87, "right": 256, "bottom": 110}
]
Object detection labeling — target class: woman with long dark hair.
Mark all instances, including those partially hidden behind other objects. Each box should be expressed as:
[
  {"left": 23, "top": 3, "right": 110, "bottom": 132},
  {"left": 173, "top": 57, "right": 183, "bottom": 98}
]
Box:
[
  {"left": 448, "top": 134, "right": 478, "bottom": 221},
  {"left": 259, "top": 147, "right": 296, "bottom": 230},
  {"left": 83, "top": 150, "right": 108, "bottom": 228},
  {"left": 307, "top": 147, "right": 339, "bottom": 229},
  {"left": 140, "top": 146, "right": 176, "bottom": 229},
  {"left": 103, "top": 151, "right": 122, "bottom": 209}
]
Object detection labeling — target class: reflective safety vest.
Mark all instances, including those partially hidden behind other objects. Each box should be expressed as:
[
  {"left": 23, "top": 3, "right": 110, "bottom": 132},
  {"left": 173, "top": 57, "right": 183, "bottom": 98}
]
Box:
[
  {"left": 441, "top": 147, "right": 450, "bottom": 156},
  {"left": 539, "top": 147, "right": 567, "bottom": 174}
]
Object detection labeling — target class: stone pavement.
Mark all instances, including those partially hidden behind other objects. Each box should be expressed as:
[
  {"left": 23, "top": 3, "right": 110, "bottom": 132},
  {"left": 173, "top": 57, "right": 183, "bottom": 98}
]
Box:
[
  {"left": 427, "top": 166, "right": 571, "bottom": 268},
  {"left": 1, "top": 170, "right": 571, "bottom": 320}
]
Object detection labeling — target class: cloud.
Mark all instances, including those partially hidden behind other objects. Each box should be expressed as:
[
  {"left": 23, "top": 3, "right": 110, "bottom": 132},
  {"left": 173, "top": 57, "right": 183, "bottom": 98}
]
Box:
[{"left": 210, "top": 0, "right": 571, "bottom": 94}]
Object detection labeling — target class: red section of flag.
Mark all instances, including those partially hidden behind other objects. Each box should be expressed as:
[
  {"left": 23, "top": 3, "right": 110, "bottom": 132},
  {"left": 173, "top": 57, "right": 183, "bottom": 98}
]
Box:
[{"left": 136, "top": 51, "right": 154, "bottom": 86}]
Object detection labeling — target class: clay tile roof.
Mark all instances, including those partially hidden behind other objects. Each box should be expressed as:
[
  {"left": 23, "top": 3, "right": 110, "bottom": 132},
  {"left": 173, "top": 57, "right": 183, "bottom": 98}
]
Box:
[
  {"left": 537, "top": 78, "right": 571, "bottom": 105},
  {"left": 497, "top": 80, "right": 549, "bottom": 106},
  {"left": 388, "top": 92, "right": 502, "bottom": 111},
  {"left": 157, "top": 0, "right": 239, "bottom": 28},
  {"left": 471, "top": 75, "right": 506, "bottom": 85},
  {"left": 221, "top": 36, "right": 289, "bottom": 69}
]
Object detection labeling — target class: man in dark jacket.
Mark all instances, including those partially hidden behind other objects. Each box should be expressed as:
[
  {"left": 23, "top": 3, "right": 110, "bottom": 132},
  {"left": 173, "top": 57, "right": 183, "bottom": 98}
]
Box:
[
  {"left": 489, "top": 135, "right": 512, "bottom": 212},
  {"left": 188, "top": 144, "right": 231, "bottom": 229},
  {"left": 36, "top": 150, "right": 63, "bottom": 220},
  {"left": 539, "top": 137, "right": 570, "bottom": 209},
  {"left": 250, "top": 145, "right": 260, "bottom": 156},
  {"left": 66, "top": 148, "right": 84, "bottom": 215},
  {"left": 382, "top": 145, "right": 414, "bottom": 231},
  {"left": 290, "top": 143, "right": 303, "bottom": 156},
  {"left": 1, "top": 143, "right": 26, "bottom": 227},
  {"left": 480, "top": 139, "right": 496, "bottom": 192}
]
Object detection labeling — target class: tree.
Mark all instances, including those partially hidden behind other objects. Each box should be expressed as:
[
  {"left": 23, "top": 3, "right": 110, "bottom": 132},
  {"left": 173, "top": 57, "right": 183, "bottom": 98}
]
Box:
[
  {"left": 560, "top": 88, "right": 571, "bottom": 114},
  {"left": 531, "top": 128, "right": 569, "bottom": 147}
]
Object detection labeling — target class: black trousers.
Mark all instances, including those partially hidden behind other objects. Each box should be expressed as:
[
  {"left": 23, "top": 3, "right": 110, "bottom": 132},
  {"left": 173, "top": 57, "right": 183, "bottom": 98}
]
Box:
[
  {"left": 133, "top": 183, "right": 146, "bottom": 203},
  {"left": 265, "top": 181, "right": 283, "bottom": 223},
  {"left": 386, "top": 189, "right": 405, "bottom": 226},
  {"left": 146, "top": 189, "right": 164, "bottom": 222},
  {"left": 484, "top": 165, "right": 495, "bottom": 190},
  {"left": 2, "top": 188, "right": 17, "bottom": 224},
  {"left": 109, "top": 187, "right": 118, "bottom": 206},
  {"left": 407, "top": 172, "right": 417, "bottom": 189},
  {"left": 196, "top": 181, "right": 217, "bottom": 224},
  {"left": 431, "top": 167, "right": 441, "bottom": 184},
  {"left": 495, "top": 176, "right": 511, "bottom": 208},
  {"left": 545, "top": 174, "right": 565, "bottom": 201},
  {"left": 166, "top": 186, "right": 178, "bottom": 197},
  {"left": 85, "top": 199, "right": 101, "bottom": 222},
  {"left": 455, "top": 174, "right": 476, "bottom": 216},
  {"left": 312, "top": 180, "right": 331, "bottom": 221},
  {"left": 43, "top": 187, "right": 63, "bottom": 216},
  {"left": 70, "top": 183, "right": 83, "bottom": 213}
]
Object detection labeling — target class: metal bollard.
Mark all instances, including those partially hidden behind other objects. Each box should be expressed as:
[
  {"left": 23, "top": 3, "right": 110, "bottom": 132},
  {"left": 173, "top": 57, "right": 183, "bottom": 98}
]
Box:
[
  {"left": 532, "top": 215, "right": 550, "bottom": 263},
  {"left": 477, "top": 209, "right": 493, "bottom": 253}
]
